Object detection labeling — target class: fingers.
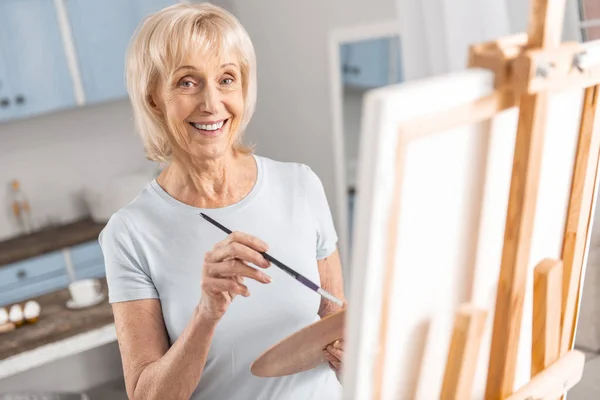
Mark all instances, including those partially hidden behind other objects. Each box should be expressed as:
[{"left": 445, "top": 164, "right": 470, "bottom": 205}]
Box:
[
  {"left": 216, "top": 231, "right": 269, "bottom": 253},
  {"left": 323, "top": 349, "right": 342, "bottom": 371},
  {"left": 323, "top": 339, "right": 344, "bottom": 372},
  {"left": 207, "top": 259, "right": 272, "bottom": 284},
  {"left": 324, "top": 344, "right": 343, "bottom": 361},
  {"left": 202, "top": 276, "right": 250, "bottom": 297},
  {"left": 208, "top": 238, "right": 270, "bottom": 269}
]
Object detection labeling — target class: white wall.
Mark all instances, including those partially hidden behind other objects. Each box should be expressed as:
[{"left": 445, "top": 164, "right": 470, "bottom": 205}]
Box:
[
  {"left": 229, "top": 0, "right": 398, "bottom": 250},
  {"left": 0, "top": 99, "right": 154, "bottom": 241},
  {"left": 505, "top": 0, "right": 582, "bottom": 42}
]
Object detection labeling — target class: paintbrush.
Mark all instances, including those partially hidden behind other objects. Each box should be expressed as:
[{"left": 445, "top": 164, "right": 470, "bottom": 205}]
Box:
[{"left": 200, "top": 212, "right": 344, "bottom": 307}]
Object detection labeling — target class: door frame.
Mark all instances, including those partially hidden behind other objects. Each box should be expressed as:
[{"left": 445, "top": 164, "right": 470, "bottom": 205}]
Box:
[{"left": 327, "top": 20, "right": 405, "bottom": 283}]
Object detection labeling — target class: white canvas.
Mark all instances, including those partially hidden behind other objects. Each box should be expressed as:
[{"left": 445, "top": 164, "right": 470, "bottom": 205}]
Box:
[{"left": 342, "top": 67, "right": 584, "bottom": 400}]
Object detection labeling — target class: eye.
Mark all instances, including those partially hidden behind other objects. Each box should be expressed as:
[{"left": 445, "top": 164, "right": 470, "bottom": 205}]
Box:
[
  {"left": 178, "top": 79, "right": 195, "bottom": 88},
  {"left": 221, "top": 77, "right": 234, "bottom": 85}
]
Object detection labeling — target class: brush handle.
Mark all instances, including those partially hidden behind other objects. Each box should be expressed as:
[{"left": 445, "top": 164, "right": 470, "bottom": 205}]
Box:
[{"left": 260, "top": 252, "right": 319, "bottom": 291}]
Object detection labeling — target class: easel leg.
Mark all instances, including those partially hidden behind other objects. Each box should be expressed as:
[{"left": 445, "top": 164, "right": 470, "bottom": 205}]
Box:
[
  {"left": 559, "top": 85, "right": 600, "bottom": 356},
  {"left": 485, "top": 92, "right": 550, "bottom": 399},
  {"left": 485, "top": 0, "right": 566, "bottom": 397}
]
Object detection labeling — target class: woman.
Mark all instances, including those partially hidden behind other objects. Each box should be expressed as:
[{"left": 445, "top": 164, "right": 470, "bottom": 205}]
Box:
[{"left": 99, "top": 3, "right": 346, "bottom": 399}]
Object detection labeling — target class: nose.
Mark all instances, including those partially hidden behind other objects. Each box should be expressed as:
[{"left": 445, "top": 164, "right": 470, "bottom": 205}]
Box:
[{"left": 197, "top": 82, "right": 219, "bottom": 114}]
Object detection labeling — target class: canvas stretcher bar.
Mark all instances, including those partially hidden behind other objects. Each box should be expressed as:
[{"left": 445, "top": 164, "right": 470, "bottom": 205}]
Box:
[
  {"left": 440, "top": 305, "right": 487, "bottom": 400},
  {"left": 531, "top": 259, "right": 562, "bottom": 376}
]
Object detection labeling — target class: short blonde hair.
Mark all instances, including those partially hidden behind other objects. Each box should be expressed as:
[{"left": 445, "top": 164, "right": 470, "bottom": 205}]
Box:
[{"left": 126, "top": 2, "right": 257, "bottom": 162}]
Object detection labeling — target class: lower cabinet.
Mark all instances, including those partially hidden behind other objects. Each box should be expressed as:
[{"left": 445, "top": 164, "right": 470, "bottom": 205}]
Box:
[{"left": 0, "top": 241, "right": 106, "bottom": 307}]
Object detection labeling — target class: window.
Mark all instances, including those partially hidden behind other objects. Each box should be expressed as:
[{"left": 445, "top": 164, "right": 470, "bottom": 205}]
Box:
[{"left": 578, "top": 0, "right": 600, "bottom": 40}]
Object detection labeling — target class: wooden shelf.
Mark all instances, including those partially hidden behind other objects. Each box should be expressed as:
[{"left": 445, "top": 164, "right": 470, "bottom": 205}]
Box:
[
  {"left": 0, "top": 278, "right": 112, "bottom": 360},
  {"left": 0, "top": 218, "right": 106, "bottom": 267}
]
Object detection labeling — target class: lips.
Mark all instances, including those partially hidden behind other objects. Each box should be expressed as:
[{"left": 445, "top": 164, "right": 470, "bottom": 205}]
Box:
[
  {"left": 188, "top": 119, "right": 228, "bottom": 137},
  {"left": 190, "top": 120, "right": 225, "bottom": 131}
]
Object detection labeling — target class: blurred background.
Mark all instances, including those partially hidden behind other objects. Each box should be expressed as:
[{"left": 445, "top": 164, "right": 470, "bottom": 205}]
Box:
[{"left": 0, "top": 0, "right": 599, "bottom": 398}]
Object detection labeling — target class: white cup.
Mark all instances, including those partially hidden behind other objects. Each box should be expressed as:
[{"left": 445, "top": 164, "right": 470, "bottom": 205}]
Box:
[{"left": 69, "top": 279, "right": 101, "bottom": 305}]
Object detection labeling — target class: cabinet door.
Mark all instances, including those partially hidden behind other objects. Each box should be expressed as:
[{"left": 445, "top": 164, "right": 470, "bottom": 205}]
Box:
[
  {"left": 0, "top": 251, "right": 68, "bottom": 307},
  {"left": 65, "top": 0, "right": 139, "bottom": 105},
  {"left": 65, "top": 0, "right": 175, "bottom": 105},
  {"left": 341, "top": 38, "right": 390, "bottom": 89},
  {"left": 0, "top": 0, "right": 76, "bottom": 120},
  {"left": 0, "top": 51, "right": 15, "bottom": 122}
]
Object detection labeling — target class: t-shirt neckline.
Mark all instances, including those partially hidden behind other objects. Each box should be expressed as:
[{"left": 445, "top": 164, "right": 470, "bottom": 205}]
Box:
[{"left": 149, "top": 154, "right": 263, "bottom": 215}]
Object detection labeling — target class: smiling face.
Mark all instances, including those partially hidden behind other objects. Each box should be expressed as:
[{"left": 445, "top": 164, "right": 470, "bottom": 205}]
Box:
[{"left": 152, "top": 50, "right": 245, "bottom": 160}]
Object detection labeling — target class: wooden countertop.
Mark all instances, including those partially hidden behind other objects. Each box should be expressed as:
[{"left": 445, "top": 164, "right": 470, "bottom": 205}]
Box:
[
  {"left": 0, "top": 218, "right": 106, "bottom": 267},
  {"left": 0, "top": 279, "right": 113, "bottom": 361}
]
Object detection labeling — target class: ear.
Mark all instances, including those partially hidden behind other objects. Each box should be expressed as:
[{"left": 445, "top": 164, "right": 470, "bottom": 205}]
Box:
[{"left": 147, "top": 93, "right": 163, "bottom": 115}]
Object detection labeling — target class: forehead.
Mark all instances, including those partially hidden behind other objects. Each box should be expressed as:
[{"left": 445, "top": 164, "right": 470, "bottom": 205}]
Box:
[{"left": 177, "top": 50, "right": 239, "bottom": 73}]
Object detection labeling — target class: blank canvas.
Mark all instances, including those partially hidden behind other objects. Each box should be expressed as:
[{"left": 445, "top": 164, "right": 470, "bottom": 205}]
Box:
[{"left": 342, "top": 67, "right": 583, "bottom": 400}]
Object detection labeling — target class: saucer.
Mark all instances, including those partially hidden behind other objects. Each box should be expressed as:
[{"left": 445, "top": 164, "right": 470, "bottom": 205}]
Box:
[{"left": 66, "top": 292, "right": 106, "bottom": 310}]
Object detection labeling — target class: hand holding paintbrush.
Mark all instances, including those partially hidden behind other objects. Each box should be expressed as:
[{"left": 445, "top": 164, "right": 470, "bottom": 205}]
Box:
[
  {"left": 200, "top": 213, "right": 345, "bottom": 308},
  {"left": 197, "top": 228, "right": 274, "bottom": 322}
]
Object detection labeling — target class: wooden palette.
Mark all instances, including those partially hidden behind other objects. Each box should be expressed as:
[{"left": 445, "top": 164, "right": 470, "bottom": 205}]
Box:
[{"left": 251, "top": 308, "right": 346, "bottom": 377}]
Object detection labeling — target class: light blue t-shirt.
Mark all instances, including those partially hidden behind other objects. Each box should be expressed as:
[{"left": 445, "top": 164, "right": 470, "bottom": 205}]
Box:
[{"left": 98, "top": 154, "right": 342, "bottom": 400}]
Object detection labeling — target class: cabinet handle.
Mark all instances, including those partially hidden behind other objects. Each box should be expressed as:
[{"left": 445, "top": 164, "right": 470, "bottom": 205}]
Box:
[
  {"left": 16, "top": 269, "right": 27, "bottom": 279},
  {"left": 15, "top": 95, "right": 25, "bottom": 105},
  {"left": 342, "top": 64, "right": 360, "bottom": 75},
  {"left": 0, "top": 98, "right": 9, "bottom": 108}
]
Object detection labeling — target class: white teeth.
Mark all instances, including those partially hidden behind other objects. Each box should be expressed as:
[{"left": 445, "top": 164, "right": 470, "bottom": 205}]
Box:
[{"left": 192, "top": 120, "right": 225, "bottom": 131}]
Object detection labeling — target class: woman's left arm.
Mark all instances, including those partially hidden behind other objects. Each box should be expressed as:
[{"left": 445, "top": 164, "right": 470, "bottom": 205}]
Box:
[
  {"left": 318, "top": 248, "right": 346, "bottom": 376},
  {"left": 317, "top": 248, "right": 346, "bottom": 318}
]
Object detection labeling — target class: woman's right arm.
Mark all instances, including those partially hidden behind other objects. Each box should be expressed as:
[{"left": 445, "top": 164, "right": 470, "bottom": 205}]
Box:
[
  {"left": 112, "top": 299, "right": 217, "bottom": 400},
  {"left": 112, "top": 231, "right": 272, "bottom": 400}
]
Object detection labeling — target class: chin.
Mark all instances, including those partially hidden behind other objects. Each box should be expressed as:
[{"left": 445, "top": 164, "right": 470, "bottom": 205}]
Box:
[{"left": 189, "top": 133, "right": 235, "bottom": 160}]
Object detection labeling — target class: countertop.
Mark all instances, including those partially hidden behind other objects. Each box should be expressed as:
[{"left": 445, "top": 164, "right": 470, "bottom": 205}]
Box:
[
  {"left": 0, "top": 279, "right": 115, "bottom": 379},
  {"left": 0, "top": 218, "right": 106, "bottom": 267}
]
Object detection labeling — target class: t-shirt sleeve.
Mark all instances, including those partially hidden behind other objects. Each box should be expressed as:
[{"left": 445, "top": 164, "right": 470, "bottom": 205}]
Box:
[
  {"left": 303, "top": 165, "right": 339, "bottom": 260},
  {"left": 98, "top": 213, "right": 158, "bottom": 303}
]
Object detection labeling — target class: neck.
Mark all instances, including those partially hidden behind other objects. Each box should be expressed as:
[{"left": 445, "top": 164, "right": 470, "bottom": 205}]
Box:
[{"left": 157, "top": 150, "right": 256, "bottom": 208}]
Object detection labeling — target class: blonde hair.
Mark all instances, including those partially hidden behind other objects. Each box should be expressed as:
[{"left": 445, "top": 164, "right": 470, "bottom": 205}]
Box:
[{"left": 126, "top": 2, "right": 256, "bottom": 162}]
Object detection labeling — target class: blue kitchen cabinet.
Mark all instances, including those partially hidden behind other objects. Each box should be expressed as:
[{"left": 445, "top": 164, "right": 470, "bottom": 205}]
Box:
[
  {"left": 69, "top": 240, "right": 106, "bottom": 281},
  {"left": 65, "top": 0, "right": 176, "bottom": 105},
  {"left": 0, "top": 251, "right": 69, "bottom": 307},
  {"left": 0, "top": 51, "right": 14, "bottom": 123},
  {"left": 341, "top": 36, "right": 404, "bottom": 89},
  {"left": 0, "top": 0, "right": 76, "bottom": 120},
  {"left": 0, "top": 240, "right": 106, "bottom": 307},
  {"left": 134, "top": 0, "right": 177, "bottom": 21},
  {"left": 64, "top": 0, "right": 139, "bottom": 105}
]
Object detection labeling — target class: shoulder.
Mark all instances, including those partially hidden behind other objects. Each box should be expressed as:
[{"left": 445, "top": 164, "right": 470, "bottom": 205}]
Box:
[
  {"left": 255, "top": 154, "right": 322, "bottom": 188},
  {"left": 98, "top": 182, "right": 158, "bottom": 247}
]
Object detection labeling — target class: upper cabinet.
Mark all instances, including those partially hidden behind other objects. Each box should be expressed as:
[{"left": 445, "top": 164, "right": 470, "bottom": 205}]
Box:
[
  {"left": 0, "top": 51, "right": 14, "bottom": 123},
  {"left": 65, "top": 0, "right": 175, "bottom": 105},
  {"left": 65, "top": 0, "right": 139, "bottom": 105},
  {"left": 0, "top": 0, "right": 176, "bottom": 124},
  {"left": 0, "top": 0, "right": 76, "bottom": 121},
  {"left": 341, "top": 36, "right": 404, "bottom": 89}
]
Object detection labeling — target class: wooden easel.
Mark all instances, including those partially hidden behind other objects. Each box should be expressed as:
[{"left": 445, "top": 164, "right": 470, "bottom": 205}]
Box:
[
  {"left": 369, "top": 0, "right": 600, "bottom": 399},
  {"left": 436, "top": 0, "right": 600, "bottom": 399}
]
